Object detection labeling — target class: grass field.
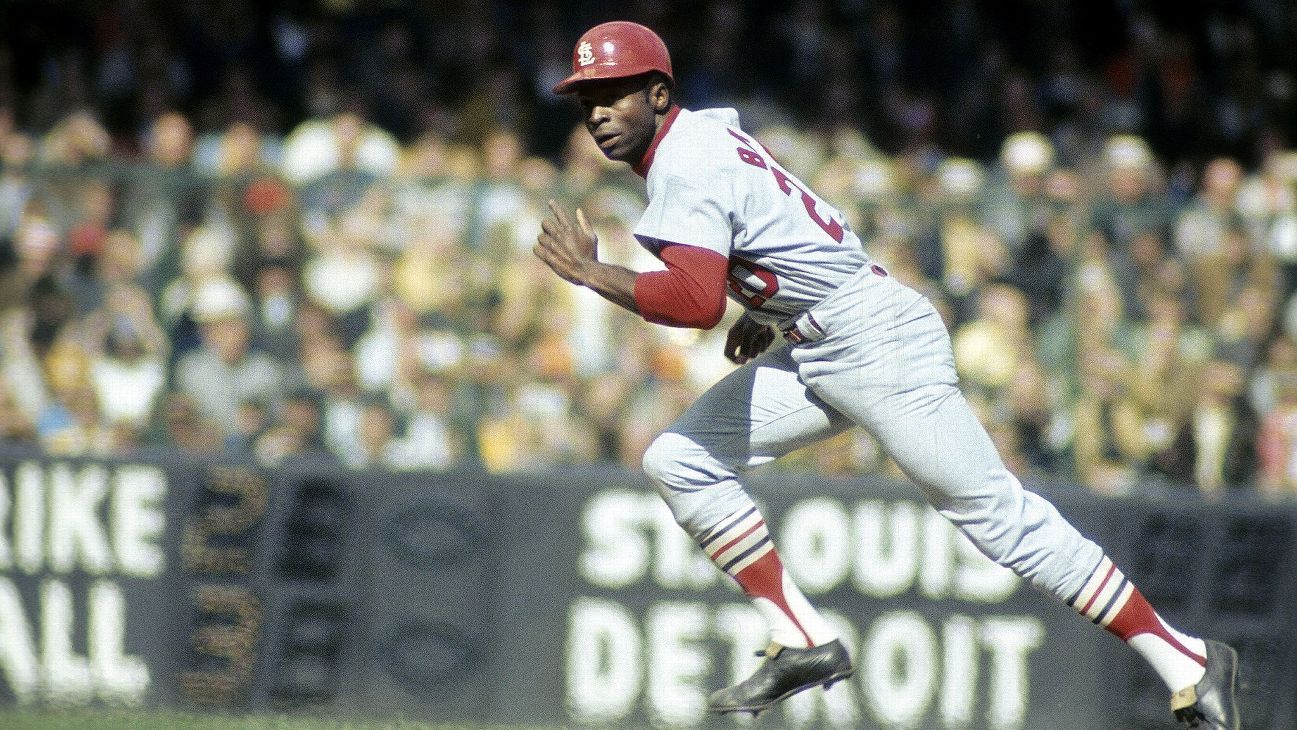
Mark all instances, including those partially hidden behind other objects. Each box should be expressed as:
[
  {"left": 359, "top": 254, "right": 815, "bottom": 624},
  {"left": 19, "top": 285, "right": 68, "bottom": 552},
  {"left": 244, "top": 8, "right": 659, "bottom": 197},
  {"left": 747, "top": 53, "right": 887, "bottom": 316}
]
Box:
[{"left": 0, "top": 709, "right": 557, "bottom": 730}]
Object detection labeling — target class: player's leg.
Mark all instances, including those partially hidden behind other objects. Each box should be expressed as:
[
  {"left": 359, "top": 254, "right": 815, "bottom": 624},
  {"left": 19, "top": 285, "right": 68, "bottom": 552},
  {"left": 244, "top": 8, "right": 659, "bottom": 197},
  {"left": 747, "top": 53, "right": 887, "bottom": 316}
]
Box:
[
  {"left": 856, "top": 383, "right": 1235, "bottom": 727},
  {"left": 796, "top": 278, "right": 1238, "bottom": 728},
  {"left": 863, "top": 383, "right": 1222, "bottom": 689},
  {"left": 641, "top": 343, "right": 854, "bottom": 713}
]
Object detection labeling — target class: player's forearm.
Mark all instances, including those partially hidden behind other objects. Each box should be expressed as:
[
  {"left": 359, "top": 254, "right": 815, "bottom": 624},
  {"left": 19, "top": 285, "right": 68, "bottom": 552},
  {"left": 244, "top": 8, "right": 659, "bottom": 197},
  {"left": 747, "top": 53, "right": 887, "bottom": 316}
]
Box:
[
  {"left": 560, "top": 242, "right": 728, "bottom": 328},
  {"left": 574, "top": 259, "right": 643, "bottom": 315}
]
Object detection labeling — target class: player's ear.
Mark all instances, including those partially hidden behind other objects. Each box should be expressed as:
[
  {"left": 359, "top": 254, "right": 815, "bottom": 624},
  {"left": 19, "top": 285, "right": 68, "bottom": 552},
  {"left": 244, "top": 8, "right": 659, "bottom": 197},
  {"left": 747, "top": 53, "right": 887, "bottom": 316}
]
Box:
[{"left": 647, "top": 76, "right": 672, "bottom": 113}]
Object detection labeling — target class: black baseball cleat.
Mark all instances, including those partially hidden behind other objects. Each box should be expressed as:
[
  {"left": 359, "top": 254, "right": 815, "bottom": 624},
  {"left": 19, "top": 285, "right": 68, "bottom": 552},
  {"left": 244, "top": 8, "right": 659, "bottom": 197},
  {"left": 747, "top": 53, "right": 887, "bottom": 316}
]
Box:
[
  {"left": 708, "top": 639, "right": 854, "bottom": 717},
  {"left": 1171, "top": 639, "right": 1240, "bottom": 729}
]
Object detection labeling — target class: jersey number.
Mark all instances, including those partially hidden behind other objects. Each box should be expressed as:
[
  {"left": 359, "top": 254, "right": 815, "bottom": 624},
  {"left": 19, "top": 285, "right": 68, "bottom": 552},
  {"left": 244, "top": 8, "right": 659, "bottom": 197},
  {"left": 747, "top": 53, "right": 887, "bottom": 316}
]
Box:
[
  {"left": 728, "top": 129, "right": 845, "bottom": 243},
  {"left": 727, "top": 256, "right": 778, "bottom": 307}
]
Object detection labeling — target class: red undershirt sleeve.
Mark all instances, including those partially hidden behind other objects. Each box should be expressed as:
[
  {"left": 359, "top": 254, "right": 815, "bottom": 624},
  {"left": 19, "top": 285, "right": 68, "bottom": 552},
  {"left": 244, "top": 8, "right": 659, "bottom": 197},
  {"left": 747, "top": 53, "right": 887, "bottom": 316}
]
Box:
[{"left": 633, "top": 243, "right": 729, "bottom": 329}]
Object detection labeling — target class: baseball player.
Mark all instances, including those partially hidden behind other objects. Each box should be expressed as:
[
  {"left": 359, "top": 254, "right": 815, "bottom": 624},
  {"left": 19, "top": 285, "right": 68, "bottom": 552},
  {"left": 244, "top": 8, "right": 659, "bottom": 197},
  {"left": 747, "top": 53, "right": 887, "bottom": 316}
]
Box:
[{"left": 535, "top": 21, "right": 1240, "bottom": 728}]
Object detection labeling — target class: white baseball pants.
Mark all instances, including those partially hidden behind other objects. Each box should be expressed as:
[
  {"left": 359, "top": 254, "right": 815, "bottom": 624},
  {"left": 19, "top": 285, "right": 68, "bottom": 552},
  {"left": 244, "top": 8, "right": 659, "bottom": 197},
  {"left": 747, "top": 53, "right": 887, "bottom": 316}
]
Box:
[{"left": 642, "top": 265, "right": 1103, "bottom": 602}]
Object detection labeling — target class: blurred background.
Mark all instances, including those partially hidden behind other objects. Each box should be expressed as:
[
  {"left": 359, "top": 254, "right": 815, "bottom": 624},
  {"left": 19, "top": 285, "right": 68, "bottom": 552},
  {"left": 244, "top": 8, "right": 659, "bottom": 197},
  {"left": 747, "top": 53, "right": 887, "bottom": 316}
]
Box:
[
  {"left": 1, "top": 1, "right": 1297, "bottom": 728},
  {"left": 0, "top": 0, "right": 1295, "bottom": 497}
]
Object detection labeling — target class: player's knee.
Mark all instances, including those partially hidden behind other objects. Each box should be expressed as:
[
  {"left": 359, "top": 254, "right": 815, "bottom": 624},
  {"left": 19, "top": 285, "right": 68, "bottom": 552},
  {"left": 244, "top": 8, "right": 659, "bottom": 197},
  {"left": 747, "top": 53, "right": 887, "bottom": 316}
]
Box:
[
  {"left": 642, "top": 432, "right": 756, "bottom": 537},
  {"left": 642, "top": 432, "right": 692, "bottom": 488},
  {"left": 642, "top": 432, "right": 720, "bottom": 514}
]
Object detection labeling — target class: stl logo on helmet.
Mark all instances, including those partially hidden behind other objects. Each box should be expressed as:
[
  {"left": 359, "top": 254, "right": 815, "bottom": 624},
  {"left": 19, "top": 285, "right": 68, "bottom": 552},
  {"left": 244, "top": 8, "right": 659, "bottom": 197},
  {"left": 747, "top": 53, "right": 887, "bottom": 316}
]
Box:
[{"left": 576, "top": 41, "right": 595, "bottom": 67}]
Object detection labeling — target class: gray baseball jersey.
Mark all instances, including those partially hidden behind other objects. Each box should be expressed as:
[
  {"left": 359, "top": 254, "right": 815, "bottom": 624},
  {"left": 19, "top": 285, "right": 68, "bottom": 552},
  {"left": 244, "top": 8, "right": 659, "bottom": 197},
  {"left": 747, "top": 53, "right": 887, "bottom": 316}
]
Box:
[
  {"left": 634, "top": 107, "right": 869, "bottom": 326},
  {"left": 636, "top": 107, "right": 1104, "bottom": 606}
]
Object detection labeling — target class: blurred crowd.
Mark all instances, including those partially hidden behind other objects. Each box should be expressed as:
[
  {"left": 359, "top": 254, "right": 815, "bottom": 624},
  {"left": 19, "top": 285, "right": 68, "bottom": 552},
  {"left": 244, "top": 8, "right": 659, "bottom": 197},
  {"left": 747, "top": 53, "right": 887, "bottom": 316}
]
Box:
[
  {"left": 4, "top": 1, "right": 1294, "bottom": 163},
  {"left": 2, "top": 107, "right": 1297, "bottom": 500},
  {"left": 0, "top": 1, "right": 1296, "bottom": 499}
]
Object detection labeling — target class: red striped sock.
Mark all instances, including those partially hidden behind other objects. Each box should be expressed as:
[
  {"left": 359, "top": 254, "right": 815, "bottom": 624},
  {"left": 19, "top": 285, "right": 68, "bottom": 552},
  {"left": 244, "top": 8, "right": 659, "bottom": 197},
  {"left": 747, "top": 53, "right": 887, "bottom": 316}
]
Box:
[
  {"left": 1069, "top": 556, "right": 1207, "bottom": 691},
  {"left": 698, "top": 505, "right": 835, "bottom": 648}
]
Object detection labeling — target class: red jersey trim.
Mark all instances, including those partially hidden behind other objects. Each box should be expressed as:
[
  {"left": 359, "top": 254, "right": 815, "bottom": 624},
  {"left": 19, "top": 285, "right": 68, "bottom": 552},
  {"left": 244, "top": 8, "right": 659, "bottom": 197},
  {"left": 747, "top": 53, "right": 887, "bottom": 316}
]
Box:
[{"left": 633, "top": 105, "right": 681, "bottom": 178}]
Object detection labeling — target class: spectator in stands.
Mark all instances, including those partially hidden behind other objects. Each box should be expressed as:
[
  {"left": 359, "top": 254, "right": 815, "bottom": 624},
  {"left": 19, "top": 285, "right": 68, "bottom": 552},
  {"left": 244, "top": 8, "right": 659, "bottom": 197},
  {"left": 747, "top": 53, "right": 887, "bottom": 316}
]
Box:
[
  {"left": 280, "top": 110, "right": 400, "bottom": 186},
  {"left": 235, "top": 188, "right": 301, "bottom": 287},
  {"left": 36, "top": 111, "right": 111, "bottom": 168},
  {"left": 1151, "top": 359, "right": 1258, "bottom": 495},
  {"left": 314, "top": 336, "right": 366, "bottom": 463},
  {"left": 38, "top": 337, "right": 114, "bottom": 456},
  {"left": 388, "top": 369, "right": 460, "bottom": 471},
  {"left": 155, "top": 392, "right": 223, "bottom": 454},
  {"left": 1250, "top": 334, "right": 1297, "bottom": 418},
  {"left": 0, "top": 377, "right": 35, "bottom": 446},
  {"left": 0, "top": 308, "right": 49, "bottom": 429},
  {"left": 982, "top": 132, "right": 1055, "bottom": 260},
  {"left": 953, "top": 283, "right": 1034, "bottom": 402},
  {"left": 574, "top": 371, "right": 637, "bottom": 463},
  {"left": 1246, "top": 150, "right": 1297, "bottom": 292},
  {"left": 476, "top": 309, "right": 596, "bottom": 473},
  {"left": 1090, "top": 135, "right": 1171, "bottom": 269},
  {"left": 1038, "top": 246, "right": 1140, "bottom": 395},
  {"left": 158, "top": 224, "right": 239, "bottom": 348},
  {"left": 926, "top": 157, "right": 1007, "bottom": 318},
  {"left": 251, "top": 387, "right": 329, "bottom": 466},
  {"left": 1071, "top": 347, "right": 1144, "bottom": 495},
  {"left": 1007, "top": 167, "right": 1082, "bottom": 327},
  {"left": 96, "top": 230, "right": 147, "bottom": 289},
  {"left": 248, "top": 261, "right": 302, "bottom": 361},
  {"left": 472, "top": 128, "right": 533, "bottom": 250},
  {"left": 1175, "top": 157, "right": 1251, "bottom": 326},
  {"left": 1215, "top": 282, "right": 1280, "bottom": 369},
  {"left": 119, "top": 112, "right": 203, "bottom": 286},
  {"left": 174, "top": 277, "right": 284, "bottom": 439},
  {"left": 1121, "top": 289, "right": 1211, "bottom": 472},
  {"left": 225, "top": 398, "right": 269, "bottom": 455},
  {"left": 194, "top": 121, "right": 279, "bottom": 178},
  {"left": 1257, "top": 374, "right": 1297, "bottom": 499},
  {"left": 86, "top": 284, "right": 168, "bottom": 440},
  {"left": 0, "top": 130, "right": 35, "bottom": 239},
  {"left": 1129, "top": 287, "right": 1216, "bottom": 391},
  {"left": 61, "top": 180, "right": 117, "bottom": 314},
  {"left": 349, "top": 296, "right": 406, "bottom": 391},
  {"left": 341, "top": 395, "right": 403, "bottom": 470},
  {"left": 952, "top": 284, "right": 1052, "bottom": 473},
  {"left": 1001, "top": 357, "right": 1057, "bottom": 476},
  {"left": 390, "top": 210, "right": 471, "bottom": 319},
  {"left": 10, "top": 198, "right": 63, "bottom": 288},
  {"left": 300, "top": 206, "right": 383, "bottom": 347}
]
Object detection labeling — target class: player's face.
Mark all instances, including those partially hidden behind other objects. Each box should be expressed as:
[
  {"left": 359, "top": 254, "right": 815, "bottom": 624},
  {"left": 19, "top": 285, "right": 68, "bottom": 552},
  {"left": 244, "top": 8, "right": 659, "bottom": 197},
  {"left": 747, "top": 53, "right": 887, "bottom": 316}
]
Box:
[{"left": 576, "top": 78, "right": 660, "bottom": 164}]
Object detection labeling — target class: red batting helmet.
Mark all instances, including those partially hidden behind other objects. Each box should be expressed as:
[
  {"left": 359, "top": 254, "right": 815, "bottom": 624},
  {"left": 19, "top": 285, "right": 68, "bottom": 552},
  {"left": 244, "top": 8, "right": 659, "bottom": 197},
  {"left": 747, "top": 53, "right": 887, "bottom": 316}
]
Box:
[{"left": 553, "top": 21, "right": 674, "bottom": 94}]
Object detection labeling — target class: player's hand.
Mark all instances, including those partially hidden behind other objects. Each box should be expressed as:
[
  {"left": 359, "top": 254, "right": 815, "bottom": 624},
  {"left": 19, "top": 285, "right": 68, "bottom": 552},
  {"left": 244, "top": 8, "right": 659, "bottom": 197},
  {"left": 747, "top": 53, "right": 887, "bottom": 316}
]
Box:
[
  {"left": 535, "top": 200, "right": 598, "bottom": 286},
  {"left": 724, "top": 314, "right": 775, "bottom": 365}
]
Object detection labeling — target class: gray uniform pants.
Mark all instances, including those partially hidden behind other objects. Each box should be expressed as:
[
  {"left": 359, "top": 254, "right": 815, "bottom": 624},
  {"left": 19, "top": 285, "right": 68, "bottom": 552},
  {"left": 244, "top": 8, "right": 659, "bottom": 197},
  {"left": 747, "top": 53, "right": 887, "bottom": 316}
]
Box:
[{"left": 642, "top": 265, "right": 1103, "bottom": 602}]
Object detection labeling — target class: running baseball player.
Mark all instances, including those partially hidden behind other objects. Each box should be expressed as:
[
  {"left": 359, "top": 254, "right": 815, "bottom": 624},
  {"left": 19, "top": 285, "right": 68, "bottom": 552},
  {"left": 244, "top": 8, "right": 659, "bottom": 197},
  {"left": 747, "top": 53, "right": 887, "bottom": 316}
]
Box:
[{"left": 536, "top": 21, "right": 1240, "bottom": 728}]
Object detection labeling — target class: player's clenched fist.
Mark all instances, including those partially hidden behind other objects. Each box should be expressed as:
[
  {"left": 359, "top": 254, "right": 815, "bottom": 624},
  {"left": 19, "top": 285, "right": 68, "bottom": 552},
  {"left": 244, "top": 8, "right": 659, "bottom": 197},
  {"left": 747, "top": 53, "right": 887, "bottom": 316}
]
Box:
[
  {"left": 724, "top": 313, "right": 775, "bottom": 365},
  {"left": 535, "top": 200, "right": 598, "bottom": 286}
]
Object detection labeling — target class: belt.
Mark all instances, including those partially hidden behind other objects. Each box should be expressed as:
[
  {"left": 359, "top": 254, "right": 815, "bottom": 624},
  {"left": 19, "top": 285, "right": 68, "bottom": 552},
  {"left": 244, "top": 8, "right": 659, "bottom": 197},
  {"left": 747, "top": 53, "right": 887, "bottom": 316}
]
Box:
[
  {"left": 780, "top": 311, "right": 826, "bottom": 344},
  {"left": 778, "top": 263, "right": 887, "bottom": 344}
]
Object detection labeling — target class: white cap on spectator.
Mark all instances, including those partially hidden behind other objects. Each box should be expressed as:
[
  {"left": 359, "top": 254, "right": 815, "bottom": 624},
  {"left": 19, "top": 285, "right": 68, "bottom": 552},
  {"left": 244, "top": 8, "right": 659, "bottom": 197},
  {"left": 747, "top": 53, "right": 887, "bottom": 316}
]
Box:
[
  {"left": 1103, "top": 134, "right": 1154, "bottom": 170},
  {"left": 999, "top": 132, "right": 1054, "bottom": 176},
  {"left": 937, "top": 158, "right": 985, "bottom": 200},
  {"left": 182, "top": 225, "right": 236, "bottom": 277},
  {"left": 852, "top": 158, "right": 897, "bottom": 200},
  {"left": 191, "top": 276, "right": 251, "bottom": 323},
  {"left": 280, "top": 115, "right": 401, "bottom": 184}
]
